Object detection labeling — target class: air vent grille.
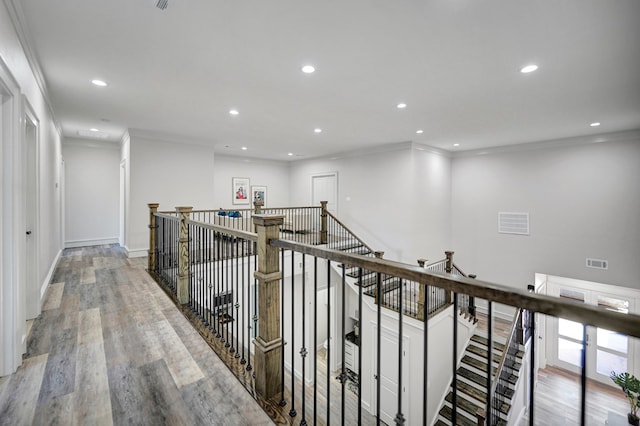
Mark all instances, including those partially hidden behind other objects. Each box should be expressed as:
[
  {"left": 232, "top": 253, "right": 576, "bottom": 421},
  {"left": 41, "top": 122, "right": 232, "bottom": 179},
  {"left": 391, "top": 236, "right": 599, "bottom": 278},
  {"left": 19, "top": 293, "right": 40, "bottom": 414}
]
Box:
[
  {"left": 156, "top": 0, "right": 168, "bottom": 10},
  {"left": 498, "top": 212, "right": 529, "bottom": 235},
  {"left": 586, "top": 258, "right": 608, "bottom": 270}
]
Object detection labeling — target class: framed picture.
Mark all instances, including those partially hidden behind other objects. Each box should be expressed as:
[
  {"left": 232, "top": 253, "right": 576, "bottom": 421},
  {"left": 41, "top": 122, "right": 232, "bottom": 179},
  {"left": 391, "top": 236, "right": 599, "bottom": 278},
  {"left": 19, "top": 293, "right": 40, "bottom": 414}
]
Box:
[
  {"left": 232, "top": 177, "right": 250, "bottom": 205},
  {"left": 251, "top": 185, "right": 267, "bottom": 207}
]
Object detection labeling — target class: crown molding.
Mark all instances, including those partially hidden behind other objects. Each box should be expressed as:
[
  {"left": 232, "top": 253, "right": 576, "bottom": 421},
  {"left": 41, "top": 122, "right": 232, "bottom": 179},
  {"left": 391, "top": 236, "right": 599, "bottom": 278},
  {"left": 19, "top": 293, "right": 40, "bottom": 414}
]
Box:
[
  {"left": 3, "top": 0, "right": 61, "bottom": 137},
  {"left": 451, "top": 129, "right": 640, "bottom": 158},
  {"left": 128, "top": 128, "right": 216, "bottom": 147}
]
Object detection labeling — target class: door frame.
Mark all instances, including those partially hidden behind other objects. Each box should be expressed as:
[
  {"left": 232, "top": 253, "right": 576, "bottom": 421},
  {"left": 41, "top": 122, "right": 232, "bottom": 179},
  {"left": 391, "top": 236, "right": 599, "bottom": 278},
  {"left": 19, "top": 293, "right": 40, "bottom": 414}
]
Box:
[{"left": 311, "top": 171, "right": 338, "bottom": 214}]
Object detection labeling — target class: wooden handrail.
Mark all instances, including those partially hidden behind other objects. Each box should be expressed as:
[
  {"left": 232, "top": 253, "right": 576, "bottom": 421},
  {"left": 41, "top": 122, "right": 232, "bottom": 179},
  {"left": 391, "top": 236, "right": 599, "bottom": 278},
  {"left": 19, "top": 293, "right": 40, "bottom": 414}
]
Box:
[
  {"left": 269, "top": 239, "right": 640, "bottom": 338},
  {"left": 184, "top": 218, "right": 258, "bottom": 242},
  {"left": 325, "top": 211, "right": 375, "bottom": 254},
  {"left": 489, "top": 308, "right": 524, "bottom": 410}
]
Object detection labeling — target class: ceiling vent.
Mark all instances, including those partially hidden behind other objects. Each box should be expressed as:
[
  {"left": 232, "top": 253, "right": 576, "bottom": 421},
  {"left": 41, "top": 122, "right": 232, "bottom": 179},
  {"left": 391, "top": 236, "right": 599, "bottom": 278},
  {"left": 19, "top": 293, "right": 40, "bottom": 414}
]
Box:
[
  {"left": 498, "top": 212, "right": 529, "bottom": 235},
  {"left": 156, "top": 0, "right": 169, "bottom": 10},
  {"left": 586, "top": 258, "right": 608, "bottom": 270}
]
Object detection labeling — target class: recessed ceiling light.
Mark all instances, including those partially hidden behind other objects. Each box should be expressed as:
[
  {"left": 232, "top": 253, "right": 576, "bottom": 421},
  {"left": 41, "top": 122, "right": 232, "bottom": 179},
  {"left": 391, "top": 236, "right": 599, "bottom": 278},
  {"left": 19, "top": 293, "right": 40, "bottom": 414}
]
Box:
[
  {"left": 314, "top": 128, "right": 322, "bottom": 133},
  {"left": 416, "top": 130, "right": 424, "bottom": 134},
  {"left": 397, "top": 103, "right": 407, "bottom": 109},
  {"left": 90, "top": 128, "right": 99, "bottom": 132},
  {"left": 241, "top": 146, "right": 247, "bottom": 150},
  {"left": 288, "top": 153, "right": 294, "bottom": 156},
  {"left": 229, "top": 109, "right": 239, "bottom": 115},
  {"left": 453, "top": 143, "right": 460, "bottom": 147},
  {"left": 91, "top": 79, "right": 108, "bottom": 87},
  {"left": 590, "top": 122, "right": 601, "bottom": 127},
  {"left": 301, "top": 65, "right": 315, "bottom": 74},
  {"left": 520, "top": 65, "right": 538, "bottom": 74}
]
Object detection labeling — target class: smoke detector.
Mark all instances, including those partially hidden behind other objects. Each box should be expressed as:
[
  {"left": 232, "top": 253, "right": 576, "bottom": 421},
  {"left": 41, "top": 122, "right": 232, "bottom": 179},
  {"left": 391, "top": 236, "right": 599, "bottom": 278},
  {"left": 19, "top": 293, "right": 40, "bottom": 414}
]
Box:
[{"left": 156, "top": 0, "right": 168, "bottom": 10}]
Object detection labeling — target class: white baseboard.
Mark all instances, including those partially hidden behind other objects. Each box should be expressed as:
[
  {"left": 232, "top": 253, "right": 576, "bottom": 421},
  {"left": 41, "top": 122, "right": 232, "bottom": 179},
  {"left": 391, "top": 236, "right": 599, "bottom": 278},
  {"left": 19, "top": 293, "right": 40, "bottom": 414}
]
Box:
[
  {"left": 125, "top": 247, "right": 148, "bottom": 258},
  {"left": 40, "top": 249, "right": 62, "bottom": 300},
  {"left": 64, "top": 237, "right": 119, "bottom": 248}
]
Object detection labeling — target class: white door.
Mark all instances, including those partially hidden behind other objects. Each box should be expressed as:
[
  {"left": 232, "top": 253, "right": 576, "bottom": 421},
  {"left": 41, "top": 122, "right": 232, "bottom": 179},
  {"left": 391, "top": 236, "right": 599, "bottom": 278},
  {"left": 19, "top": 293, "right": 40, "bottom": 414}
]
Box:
[
  {"left": 24, "top": 107, "right": 39, "bottom": 319},
  {"left": 371, "top": 325, "right": 410, "bottom": 424},
  {"left": 311, "top": 172, "right": 337, "bottom": 214},
  {"left": 552, "top": 285, "right": 633, "bottom": 385}
]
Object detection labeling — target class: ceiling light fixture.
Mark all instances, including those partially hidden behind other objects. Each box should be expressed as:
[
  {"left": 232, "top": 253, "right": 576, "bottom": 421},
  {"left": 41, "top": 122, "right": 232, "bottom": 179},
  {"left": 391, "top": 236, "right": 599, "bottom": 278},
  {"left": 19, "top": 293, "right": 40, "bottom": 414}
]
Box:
[
  {"left": 241, "top": 146, "right": 248, "bottom": 150},
  {"left": 229, "top": 109, "right": 239, "bottom": 115},
  {"left": 590, "top": 122, "right": 601, "bottom": 127},
  {"left": 397, "top": 103, "right": 407, "bottom": 109},
  {"left": 91, "top": 79, "right": 108, "bottom": 87},
  {"left": 416, "top": 130, "right": 424, "bottom": 134},
  {"left": 288, "top": 153, "right": 294, "bottom": 156},
  {"left": 301, "top": 65, "right": 315, "bottom": 74},
  {"left": 453, "top": 143, "right": 460, "bottom": 147},
  {"left": 314, "top": 128, "right": 322, "bottom": 133},
  {"left": 520, "top": 64, "right": 538, "bottom": 73},
  {"left": 90, "top": 128, "right": 99, "bottom": 132}
]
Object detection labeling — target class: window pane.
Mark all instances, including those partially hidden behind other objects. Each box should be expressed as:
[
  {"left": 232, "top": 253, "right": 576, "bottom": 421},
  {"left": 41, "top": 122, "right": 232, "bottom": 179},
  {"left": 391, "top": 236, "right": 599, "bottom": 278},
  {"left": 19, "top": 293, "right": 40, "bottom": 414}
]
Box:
[
  {"left": 558, "top": 318, "right": 584, "bottom": 341},
  {"left": 558, "top": 338, "right": 584, "bottom": 367},
  {"left": 597, "top": 296, "right": 629, "bottom": 314},
  {"left": 559, "top": 288, "right": 585, "bottom": 302},
  {"left": 597, "top": 349, "right": 627, "bottom": 376},
  {"left": 597, "top": 328, "right": 628, "bottom": 354}
]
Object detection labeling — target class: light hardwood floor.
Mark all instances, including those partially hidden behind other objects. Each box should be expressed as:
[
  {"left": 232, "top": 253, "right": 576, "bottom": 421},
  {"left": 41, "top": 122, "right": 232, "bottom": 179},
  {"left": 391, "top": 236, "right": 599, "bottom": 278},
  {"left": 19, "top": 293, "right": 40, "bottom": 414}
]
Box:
[{"left": 0, "top": 245, "right": 273, "bottom": 426}]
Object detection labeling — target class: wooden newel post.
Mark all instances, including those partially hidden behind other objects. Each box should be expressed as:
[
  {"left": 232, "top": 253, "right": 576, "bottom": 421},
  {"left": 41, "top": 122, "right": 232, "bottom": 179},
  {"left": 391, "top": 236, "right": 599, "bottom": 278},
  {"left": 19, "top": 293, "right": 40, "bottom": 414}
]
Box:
[
  {"left": 253, "top": 214, "right": 285, "bottom": 399},
  {"left": 176, "top": 206, "right": 193, "bottom": 304},
  {"left": 373, "top": 251, "right": 384, "bottom": 304},
  {"left": 253, "top": 199, "right": 263, "bottom": 215},
  {"left": 320, "top": 201, "right": 328, "bottom": 244},
  {"left": 445, "top": 251, "right": 454, "bottom": 304},
  {"left": 417, "top": 258, "right": 427, "bottom": 320},
  {"left": 148, "top": 203, "right": 160, "bottom": 272}
]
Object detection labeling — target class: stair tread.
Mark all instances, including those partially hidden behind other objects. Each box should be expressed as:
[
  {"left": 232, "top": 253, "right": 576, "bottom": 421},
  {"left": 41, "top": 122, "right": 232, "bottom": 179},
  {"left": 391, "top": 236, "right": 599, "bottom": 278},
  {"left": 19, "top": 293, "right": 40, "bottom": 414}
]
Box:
[
  {"left": 456, "top": 378, "right": 487, "bottom": 404},
  {"left": 438, "top": 405, "right": 478, "bottom": 426},
  {"left": 458, "top": 366, "right": 486, "bottom": 388},
  {"left": 462, "top": 355, "right": 497, "bottom": 376},
  {"left": 331, "top": 241, "right": 366, "bottom": 251},
  {"left": 467, "top": 344, "right": 503, "bottom": 364},
  {"left": 471, "top": 334, "right": 506, "bottom": 351},
  {"left": 445, "top": 391, "right": 483, "bottom": 418},
  {"left": 363, "top": 278, "right": 401, "bottom": 297}
]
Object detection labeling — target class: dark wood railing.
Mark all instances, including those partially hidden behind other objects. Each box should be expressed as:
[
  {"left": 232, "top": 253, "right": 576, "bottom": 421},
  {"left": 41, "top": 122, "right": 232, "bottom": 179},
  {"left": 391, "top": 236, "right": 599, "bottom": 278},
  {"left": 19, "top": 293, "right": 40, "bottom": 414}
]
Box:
[{"left": 147, "top": 206, "right": 640, "bottom": 426}]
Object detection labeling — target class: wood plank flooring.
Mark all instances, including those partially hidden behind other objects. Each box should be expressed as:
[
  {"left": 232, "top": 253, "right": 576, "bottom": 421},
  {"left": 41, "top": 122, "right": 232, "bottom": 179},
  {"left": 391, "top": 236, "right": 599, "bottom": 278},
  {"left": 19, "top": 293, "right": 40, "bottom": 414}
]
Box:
[{"left": 0, "top": 245, "right": 273, "bottom": 426}]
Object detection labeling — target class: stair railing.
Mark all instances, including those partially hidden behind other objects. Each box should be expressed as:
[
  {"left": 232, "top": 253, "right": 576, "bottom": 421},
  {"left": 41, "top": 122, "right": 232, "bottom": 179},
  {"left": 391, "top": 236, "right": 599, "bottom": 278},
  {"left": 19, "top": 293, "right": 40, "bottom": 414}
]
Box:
[
  {"left": 480, "top": 307, "right": 529, "bottom": 426},
  {"left": 324, "top": 210, "right": 375, "bottom": 255}
]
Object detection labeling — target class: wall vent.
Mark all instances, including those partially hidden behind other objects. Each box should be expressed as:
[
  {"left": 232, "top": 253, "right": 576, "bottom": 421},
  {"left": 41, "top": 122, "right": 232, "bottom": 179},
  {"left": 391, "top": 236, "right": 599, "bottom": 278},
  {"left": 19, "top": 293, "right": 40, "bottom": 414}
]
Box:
[
  {"left": 586, "top": 258, "right": 608, "bottom": 270},
  {"left": 498, "top": 212, "right": 529, "bottom": 235}
]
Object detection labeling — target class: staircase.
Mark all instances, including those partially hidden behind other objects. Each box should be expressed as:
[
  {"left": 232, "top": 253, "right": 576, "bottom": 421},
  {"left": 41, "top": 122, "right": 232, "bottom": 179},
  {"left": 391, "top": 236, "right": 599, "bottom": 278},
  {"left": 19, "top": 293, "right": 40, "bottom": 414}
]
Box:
[{"left": 435, "top": 332, "right": 524, "bottom": 426}]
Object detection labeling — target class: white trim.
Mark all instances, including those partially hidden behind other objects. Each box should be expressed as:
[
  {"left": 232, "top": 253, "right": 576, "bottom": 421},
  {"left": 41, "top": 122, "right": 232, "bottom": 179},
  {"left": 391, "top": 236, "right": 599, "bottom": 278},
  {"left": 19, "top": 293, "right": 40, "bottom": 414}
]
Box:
[
  {"left": 125, "top": 247, "right": 148, "bottom": 258},
  {"left": 64, "top": 237, "right": 119, "bottom": 248},
  {"left": 128, "top": 128, "right": 213, "bottom": 147},
  {"left": 40, "top": 249, "right": 62, "bottom": 300}
]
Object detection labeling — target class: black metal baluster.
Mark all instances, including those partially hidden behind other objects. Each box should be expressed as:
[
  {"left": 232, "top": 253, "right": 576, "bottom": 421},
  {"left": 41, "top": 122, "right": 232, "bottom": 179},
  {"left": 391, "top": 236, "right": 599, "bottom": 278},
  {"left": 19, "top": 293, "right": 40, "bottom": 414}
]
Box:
[
  {"left": 215, "top": 233, "right": 221, "bottom": 338},
  {"left": 290, "top": 250, "right": 297, "bottom": 418},
  {"left": 245, "top": 237, "right": 252, "bottom": 372},
  {"left": 395, "top": 279, "right": 405, "bottom": 425},
  {"left": 452, "top": 292, "right": 458, "bottom": 426},
  {"left": 529, "top": 310, "right": 535, "bottom": 426},
  {"left": 487, "top": 301, "right": 493, "bottom": 426},
  {"left": 422, "top": 283, "right": 429, "bottom": 426},
  {"left": 300, "top": 254, "right": 308, "bottom": 426},
  {"left": 340, "top": 263, "right": 346, "bottom": 426},
  {"left": 314, "top": 257, "right": 318, "bottom": 425},
  {"left": 280, "top": 248, "right": 286, "bottom": 406},
  {"left": 327, "top": 260, "right": 331, "bottom": 425},
  {"left": 240, "top": 239, "right": 246, "bottom": 364},
  {"left": 358, "top": 267, "right": 363, "bottom": 425},
  {"left": 376, "top": 272, "right": 382, "bottom": 426},
  {"left": 581, "top": 324, "right": 587, "bottom": 426},
  {"left": 233, "top": 237, "right": 239, "bottom": 357}
]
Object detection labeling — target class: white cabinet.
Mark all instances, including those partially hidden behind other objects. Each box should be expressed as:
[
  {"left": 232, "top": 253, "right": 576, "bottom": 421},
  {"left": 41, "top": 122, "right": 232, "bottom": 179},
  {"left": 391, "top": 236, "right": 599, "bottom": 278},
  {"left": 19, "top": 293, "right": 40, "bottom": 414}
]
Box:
[{"left": 344, "top": 339, "right": 359, "bottom": 373}]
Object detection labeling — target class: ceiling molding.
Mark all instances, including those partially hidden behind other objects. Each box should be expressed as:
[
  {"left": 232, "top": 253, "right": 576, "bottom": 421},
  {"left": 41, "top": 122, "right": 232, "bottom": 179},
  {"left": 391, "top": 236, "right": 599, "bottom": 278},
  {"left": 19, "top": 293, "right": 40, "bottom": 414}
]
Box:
[
  {"left": 3, "top": 0, "right": 61, "bottom": 137},
  {"left": 410, "top": 142, "right": 452, "bottom": 158},
  {"left": 128, "top": 128, "right": 216, "bottom": 147},
  {"left": 450, "top": 129, "right": 640, "bottom": 158}
]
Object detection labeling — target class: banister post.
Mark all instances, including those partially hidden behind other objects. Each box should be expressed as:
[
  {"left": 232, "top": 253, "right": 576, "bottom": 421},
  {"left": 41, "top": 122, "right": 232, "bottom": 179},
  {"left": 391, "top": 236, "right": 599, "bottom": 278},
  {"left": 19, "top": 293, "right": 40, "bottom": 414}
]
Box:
[
  {"left": 253, "top": 199, "right": 263, "bottom": 215},
  {"left": 417, "top": 258, "right": 427, "bottom": 320},
  {"left": 320, "top": 201, "right": 328, "bottom": 244},
  {"left": 373, "top": 251, "right": 384, "bottom": 304},
  {"left": 176, "top": 206, "right": 193, "bottom": 304},
  {"left": 445, "top": 251, "right": 454, "bottom": 304},
  {"left": 148, "top": 203, "right": 160, "bottom": 272},
  {"left": 253, "top": 214, "right": 285, "bottom": 399}
]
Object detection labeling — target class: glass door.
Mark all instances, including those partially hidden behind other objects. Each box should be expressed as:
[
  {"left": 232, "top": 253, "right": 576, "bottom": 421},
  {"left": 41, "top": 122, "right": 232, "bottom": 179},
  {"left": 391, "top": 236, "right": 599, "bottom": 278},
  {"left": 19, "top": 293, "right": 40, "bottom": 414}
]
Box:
[
  {"left": 593, "top": 295, "right": 629, "bottom": 384},
  {"left": 555, "top": 288, "right": 587, "bottom": 374}
]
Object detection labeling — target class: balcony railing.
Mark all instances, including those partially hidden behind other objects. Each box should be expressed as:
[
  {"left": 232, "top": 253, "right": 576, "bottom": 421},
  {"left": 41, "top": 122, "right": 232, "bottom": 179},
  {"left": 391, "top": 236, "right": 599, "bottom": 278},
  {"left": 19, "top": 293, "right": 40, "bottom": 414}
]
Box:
[{"left": 147, "top": 204, "right": 640, "bottom": 426}]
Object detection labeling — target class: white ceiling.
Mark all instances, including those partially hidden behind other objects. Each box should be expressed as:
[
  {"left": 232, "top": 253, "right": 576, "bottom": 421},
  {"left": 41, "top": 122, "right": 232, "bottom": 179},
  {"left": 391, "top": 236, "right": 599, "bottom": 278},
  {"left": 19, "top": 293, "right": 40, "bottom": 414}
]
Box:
[{"left": 14, "top": 0, "right": 640, "bottom": 160}]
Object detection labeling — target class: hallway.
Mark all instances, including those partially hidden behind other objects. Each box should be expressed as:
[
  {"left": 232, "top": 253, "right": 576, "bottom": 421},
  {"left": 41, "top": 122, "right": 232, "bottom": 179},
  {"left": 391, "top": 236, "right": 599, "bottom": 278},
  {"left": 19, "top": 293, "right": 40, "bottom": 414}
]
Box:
[{"left": 0, "top": 245, "right": 273, "bottom": 425}]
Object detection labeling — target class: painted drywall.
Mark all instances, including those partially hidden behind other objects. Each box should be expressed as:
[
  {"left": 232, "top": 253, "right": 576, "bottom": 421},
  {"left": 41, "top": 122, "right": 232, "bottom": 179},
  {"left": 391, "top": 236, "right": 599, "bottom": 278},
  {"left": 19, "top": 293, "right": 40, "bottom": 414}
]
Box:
[
  {"left": 451, "top": 138, "right": 640, "bottom": 290},
  {"left": 0, "top": 2, "right": 63, "bottom": 374},
  {"left": 127, "top": 133, "right": 215, "bottom": 255},
  {"left": 63, "top": 139, "right": 120, "bottom": 246},
  {"left": 212, "top": 155, "right": 290, "bottom": 209},
  {"left": 288, "top": 143, "right": 453, "bottom": 264}
]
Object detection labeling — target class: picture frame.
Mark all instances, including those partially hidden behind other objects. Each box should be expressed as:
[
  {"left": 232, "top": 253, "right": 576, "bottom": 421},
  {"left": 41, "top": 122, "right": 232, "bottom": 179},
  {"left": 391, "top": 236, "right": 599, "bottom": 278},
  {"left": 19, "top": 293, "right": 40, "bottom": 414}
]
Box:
[
  {"left": 232, "top": 177, "right": 250, "bottom": 205},
  {"left": 251, "top": 185, "right": 267, "bottom": 207}
]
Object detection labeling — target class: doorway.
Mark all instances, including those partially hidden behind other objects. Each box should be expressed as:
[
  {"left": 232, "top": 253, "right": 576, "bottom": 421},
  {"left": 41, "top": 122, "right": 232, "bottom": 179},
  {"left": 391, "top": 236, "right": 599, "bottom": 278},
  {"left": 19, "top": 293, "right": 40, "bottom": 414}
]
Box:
[
  {"left": 546, "top": 276, "right": 637, "bottom": 385},
  {"left": 311, "top": 172, "right": 338, "bottom": 214},
  {"left": 23, "top": 98, "right": 40, "bottom": 319}
]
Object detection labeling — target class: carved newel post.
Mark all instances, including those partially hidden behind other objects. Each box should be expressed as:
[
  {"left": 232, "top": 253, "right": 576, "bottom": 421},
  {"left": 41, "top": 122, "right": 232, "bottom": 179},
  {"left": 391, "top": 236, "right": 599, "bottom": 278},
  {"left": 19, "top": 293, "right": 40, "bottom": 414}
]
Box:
[
  {"left": 148, "top": 203, "right": 160, "bottom": 272},
  {"left": 445, "top": 251, "right": 454, "bottom": 304},
  {"left": 373, "top": 251, "right": 384, "bottom": 304},
  {"left": 417, "top": 258, "right": 428, "bottom": 321},
  {"left": 253, "top": 214, "right": 285, "bottom": 399},
  {"left": 320, "top": 201, "right": 328, "bottom": 244},
  {"left": 176, "top": 206, "right": 193, "bottom": 304}
]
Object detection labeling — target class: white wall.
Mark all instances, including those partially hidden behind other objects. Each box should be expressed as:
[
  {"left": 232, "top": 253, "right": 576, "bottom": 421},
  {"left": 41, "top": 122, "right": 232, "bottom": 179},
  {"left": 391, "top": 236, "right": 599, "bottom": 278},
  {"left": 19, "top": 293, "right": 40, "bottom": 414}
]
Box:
[
  {"left": 126, "top": 131, "right": 215, "bottom": 256},
  {"left": 451, "top": 136, "right": 640, "bottom": 290},
  {"left": 213, "top": 155, "right": 290, "bottom": 208},
  {"left": 289, "top": 143, "right": 453, "bottom": 264},
  {"left": 0, "top": 1, "right": 63, "bottom": 374},
  {"left": 63, "top": 139, "right": 120, "bottom": 247}
]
